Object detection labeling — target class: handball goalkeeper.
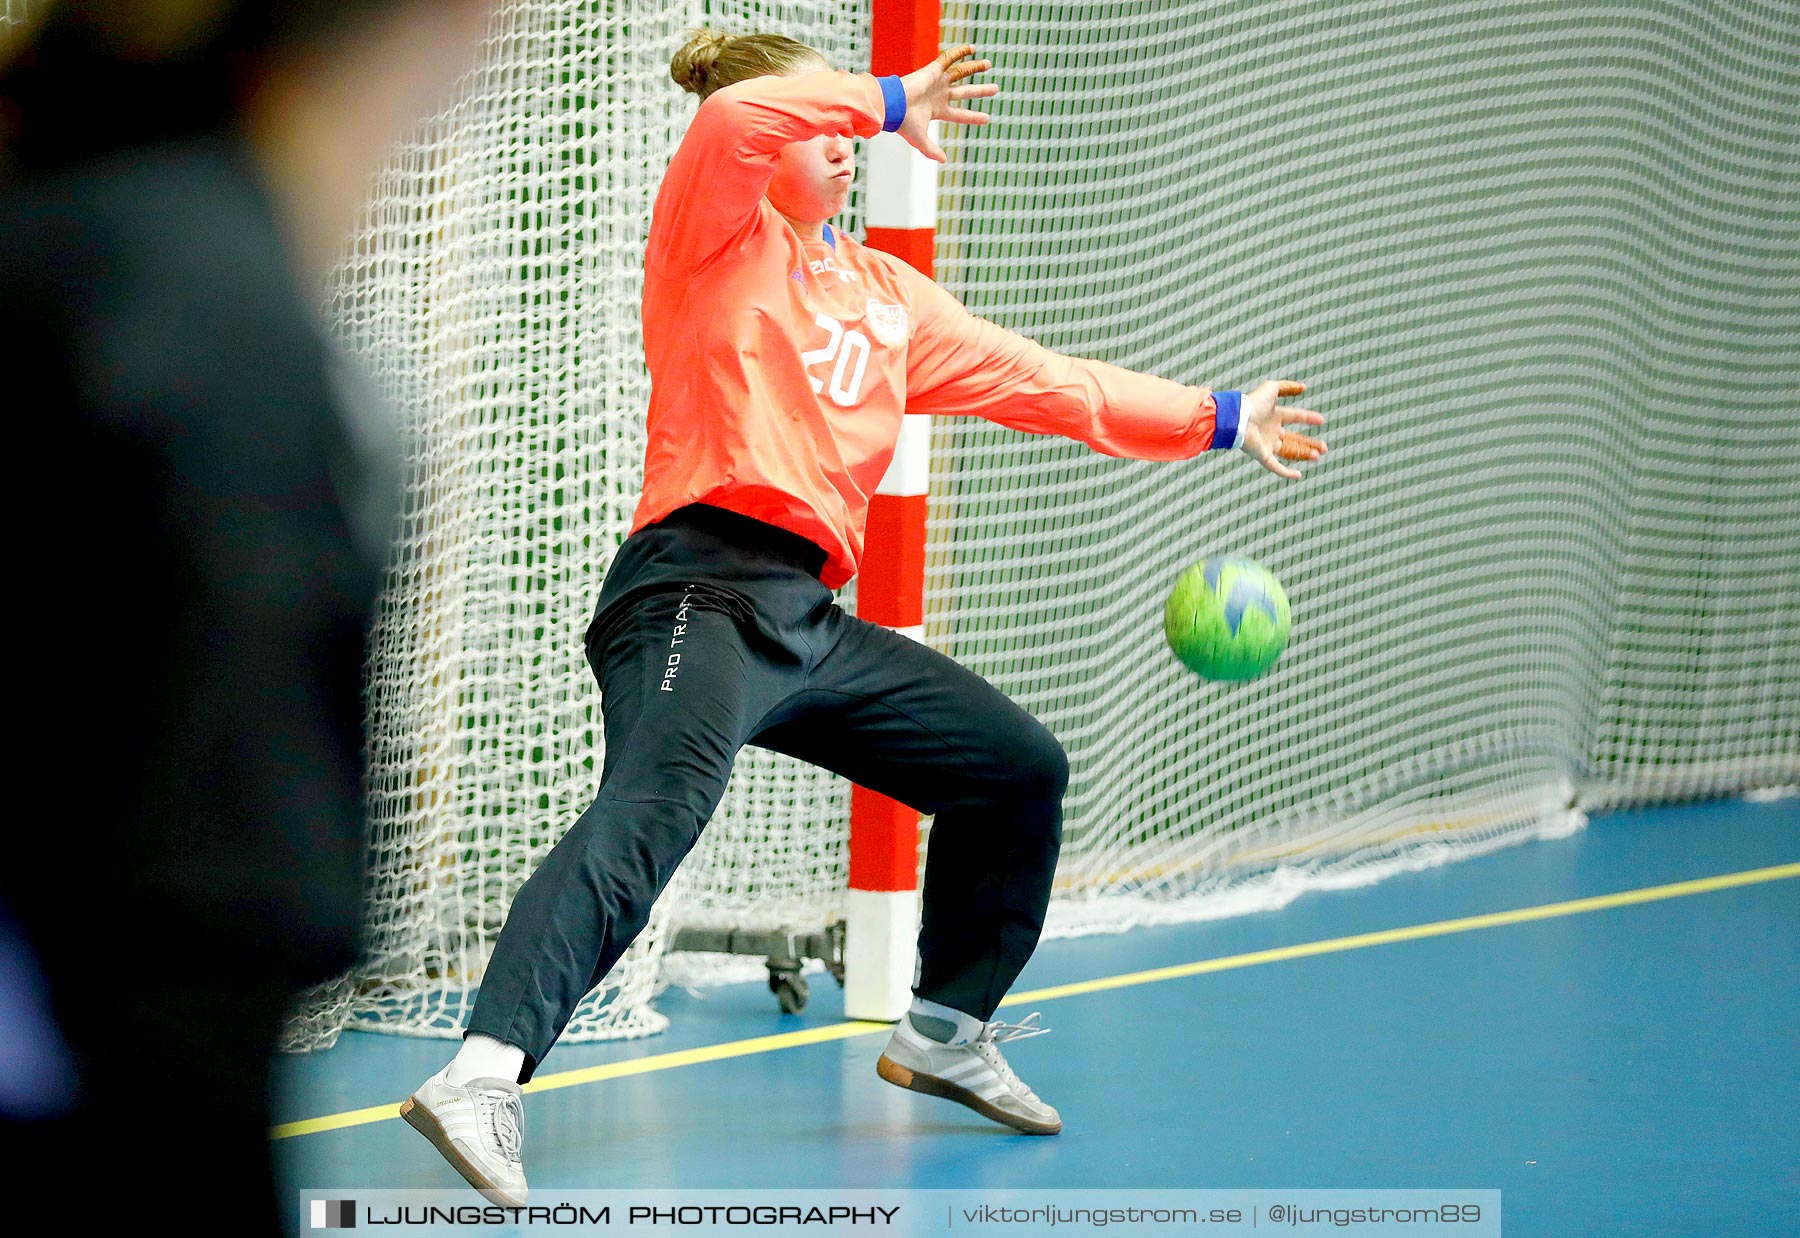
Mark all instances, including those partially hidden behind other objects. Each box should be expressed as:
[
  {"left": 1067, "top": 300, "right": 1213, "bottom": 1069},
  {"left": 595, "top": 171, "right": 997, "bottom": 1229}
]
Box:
[{"left": 403, "top": 30, "right": 1326, "bottom": 1205}]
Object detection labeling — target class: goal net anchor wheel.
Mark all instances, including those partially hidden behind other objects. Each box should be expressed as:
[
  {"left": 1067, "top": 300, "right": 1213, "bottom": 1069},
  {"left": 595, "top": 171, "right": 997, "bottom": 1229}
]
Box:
[{"left": 669, "top": 922, "right": 847, "bottom": 1015}]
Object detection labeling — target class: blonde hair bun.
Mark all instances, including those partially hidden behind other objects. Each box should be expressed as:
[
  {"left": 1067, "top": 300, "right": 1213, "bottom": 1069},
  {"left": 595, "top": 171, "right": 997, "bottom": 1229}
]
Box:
[
  {"left": 670, "top": 28, "right": 825, "bottom": 99},
  {"left": 670, "top": 29, "right": 734, "bottom": 96}
]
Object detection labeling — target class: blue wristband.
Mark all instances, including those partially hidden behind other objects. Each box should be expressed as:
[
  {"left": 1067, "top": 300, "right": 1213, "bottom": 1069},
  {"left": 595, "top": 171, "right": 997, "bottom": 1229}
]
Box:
[
  {"left": 1210, "top": 390, "right": 1243, "bottom": 450},
  {"left": 878, "top": 75, "right": 907, "bottom": 133}
]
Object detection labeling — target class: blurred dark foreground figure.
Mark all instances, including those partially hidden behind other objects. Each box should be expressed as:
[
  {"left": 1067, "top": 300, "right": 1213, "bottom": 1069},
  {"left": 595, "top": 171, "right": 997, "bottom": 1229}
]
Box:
[{"left": 0, "top": 1, "right": 492, "bottom": 1230}]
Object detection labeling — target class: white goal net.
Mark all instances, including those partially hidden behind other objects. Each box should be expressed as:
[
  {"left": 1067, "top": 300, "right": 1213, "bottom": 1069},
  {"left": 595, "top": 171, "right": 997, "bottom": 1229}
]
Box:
[{"left": 284, "top": 0, "right": 1798, "bottom": 1051}]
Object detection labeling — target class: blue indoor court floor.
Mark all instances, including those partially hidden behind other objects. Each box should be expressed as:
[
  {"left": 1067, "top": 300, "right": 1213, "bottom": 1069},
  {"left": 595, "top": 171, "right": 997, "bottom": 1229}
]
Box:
[{"left": 273, "top": 796, "right": 1800, "bottom": 1237}]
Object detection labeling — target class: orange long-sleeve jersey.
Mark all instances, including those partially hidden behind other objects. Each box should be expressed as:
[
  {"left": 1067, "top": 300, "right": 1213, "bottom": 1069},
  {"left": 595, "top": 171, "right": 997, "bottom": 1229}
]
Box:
[{"left": 635, "top": 70, "right": 1245, "bottom": 589}]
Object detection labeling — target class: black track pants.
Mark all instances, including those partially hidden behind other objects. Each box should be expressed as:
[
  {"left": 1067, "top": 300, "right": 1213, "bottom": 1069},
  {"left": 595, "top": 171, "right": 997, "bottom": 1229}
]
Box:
[{"left": 466, "top": 506, "right": 1067, "bottom": 1079}]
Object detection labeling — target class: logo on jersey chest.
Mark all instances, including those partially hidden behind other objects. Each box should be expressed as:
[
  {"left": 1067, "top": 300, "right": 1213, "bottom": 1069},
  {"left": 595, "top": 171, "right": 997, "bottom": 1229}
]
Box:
[{"left": 863, "top": 299, "right": 909, "bottom": 346}]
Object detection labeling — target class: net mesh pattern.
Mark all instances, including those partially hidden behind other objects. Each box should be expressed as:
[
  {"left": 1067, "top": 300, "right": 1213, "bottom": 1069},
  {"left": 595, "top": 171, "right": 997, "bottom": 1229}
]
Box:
[
  {"left": 179, "top": 0, "right": 1792, "bottom": 1050},
  {"left": 927, "top": 0, "right": 1799, "bottom": 930}
]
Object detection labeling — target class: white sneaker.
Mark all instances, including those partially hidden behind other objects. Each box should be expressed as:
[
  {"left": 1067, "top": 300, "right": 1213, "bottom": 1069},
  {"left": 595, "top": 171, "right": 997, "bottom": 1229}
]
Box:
[
  {"left": 876, "top": 1011, "right": 1062, "bottom": 1135},
  {"left": 400, "top": 1068, "right": 529, "bottom": 1205}
]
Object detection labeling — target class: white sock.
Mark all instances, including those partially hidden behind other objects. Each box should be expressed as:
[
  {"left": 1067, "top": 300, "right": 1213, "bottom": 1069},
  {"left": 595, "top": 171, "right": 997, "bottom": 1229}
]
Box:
[
  {"left": 444, "top": 1032, "right": 527, "bottom": 1086},
  {"left": 906, "top": 997, "right": 984, "bottom": 1046}
]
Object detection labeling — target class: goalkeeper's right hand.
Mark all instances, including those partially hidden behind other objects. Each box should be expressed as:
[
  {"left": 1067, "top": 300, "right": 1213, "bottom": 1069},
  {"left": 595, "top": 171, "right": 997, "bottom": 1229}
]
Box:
[{"left": 897, "top": 44, "right": 1000, "bottom": 163}]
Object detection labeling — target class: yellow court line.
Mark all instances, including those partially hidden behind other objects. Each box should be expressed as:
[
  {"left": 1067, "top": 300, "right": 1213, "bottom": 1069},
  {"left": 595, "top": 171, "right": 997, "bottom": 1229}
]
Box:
[
  {"left": 271, "top": 860, "right": 1799, "bottom": 1141},
  {"left": 271, "top": 1022, "right": 893, "bottom": 1141},
  {"left": 1002, "top": 861, "right": 1800, "bottom": 1007}
]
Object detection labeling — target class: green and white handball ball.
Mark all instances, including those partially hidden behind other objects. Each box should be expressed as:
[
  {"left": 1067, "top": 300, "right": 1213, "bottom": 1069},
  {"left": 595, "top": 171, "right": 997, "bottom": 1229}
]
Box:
[{"left": 1163, "top": 555, "right": 1292, "bottom": 682}]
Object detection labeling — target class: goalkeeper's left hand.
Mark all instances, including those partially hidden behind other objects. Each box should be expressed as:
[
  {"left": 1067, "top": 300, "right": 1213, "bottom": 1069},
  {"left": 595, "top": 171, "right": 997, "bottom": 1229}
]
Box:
[{"left": 1241, "top": 380, "right": 1326, "bottom": 480}]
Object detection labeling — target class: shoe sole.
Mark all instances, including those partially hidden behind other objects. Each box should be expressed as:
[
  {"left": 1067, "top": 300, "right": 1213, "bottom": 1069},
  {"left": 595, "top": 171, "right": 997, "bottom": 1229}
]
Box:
[
  {"left": 876, "top": 1054, "right": 1062, "bottom": 1136},
  {"left": 399, "top": 1095, "right": 528, "bottom": 1206}
]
